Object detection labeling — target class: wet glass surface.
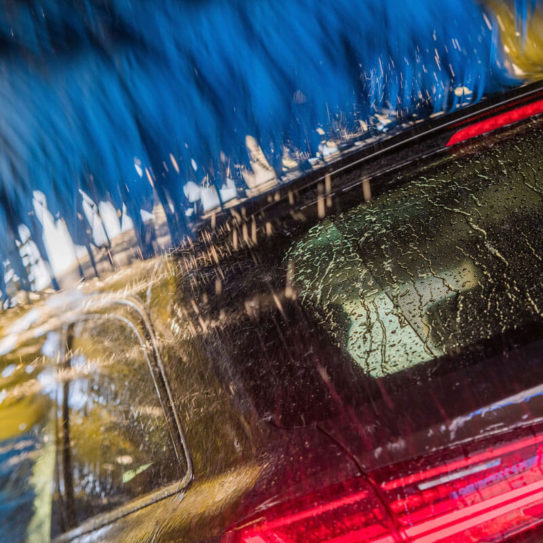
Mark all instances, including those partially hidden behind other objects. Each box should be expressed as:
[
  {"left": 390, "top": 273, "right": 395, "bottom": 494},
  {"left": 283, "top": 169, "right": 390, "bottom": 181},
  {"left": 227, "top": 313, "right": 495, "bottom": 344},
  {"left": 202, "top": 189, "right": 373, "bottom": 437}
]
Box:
[
  {"left": 0, "top": 313, "right": 186, "bottom": 541},
  {"left": 288, "top": 118, "right": 543, "bottom": 378},
  {"left": 49, "top": 318, "right": 184, "bottom": 537}
]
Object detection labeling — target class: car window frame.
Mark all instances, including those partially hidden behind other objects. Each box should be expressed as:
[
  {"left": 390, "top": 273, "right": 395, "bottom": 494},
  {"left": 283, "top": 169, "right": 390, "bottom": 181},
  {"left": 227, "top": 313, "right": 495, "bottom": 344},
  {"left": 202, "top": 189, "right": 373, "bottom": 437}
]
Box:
[{"left": 52, "top": 295, "right": 192, "bottom": 542}]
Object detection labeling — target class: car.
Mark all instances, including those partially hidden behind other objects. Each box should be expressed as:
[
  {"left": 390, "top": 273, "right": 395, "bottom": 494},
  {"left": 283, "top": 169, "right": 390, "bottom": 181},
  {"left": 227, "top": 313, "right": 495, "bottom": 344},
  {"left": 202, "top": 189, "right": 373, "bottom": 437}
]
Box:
[{"left": 2, "top": 80, "right": 543, "bottom": 542}]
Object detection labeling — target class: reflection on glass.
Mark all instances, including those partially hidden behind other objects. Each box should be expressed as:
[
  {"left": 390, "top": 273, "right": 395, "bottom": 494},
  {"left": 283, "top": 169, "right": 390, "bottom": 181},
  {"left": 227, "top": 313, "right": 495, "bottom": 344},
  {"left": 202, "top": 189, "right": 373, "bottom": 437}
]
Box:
[
  {"left": 289, "top": 120, "right": 543, "bottom": 377},
  {"left": 50, "top": 318, "right": 183, "bottom": 537}
]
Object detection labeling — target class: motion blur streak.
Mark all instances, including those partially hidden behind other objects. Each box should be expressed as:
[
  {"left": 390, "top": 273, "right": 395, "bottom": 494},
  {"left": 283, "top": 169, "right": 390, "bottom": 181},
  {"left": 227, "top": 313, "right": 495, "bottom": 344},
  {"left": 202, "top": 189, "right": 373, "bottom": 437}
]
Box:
[{"left": 0, "top": 0, "right": 539, "bottom": 301}]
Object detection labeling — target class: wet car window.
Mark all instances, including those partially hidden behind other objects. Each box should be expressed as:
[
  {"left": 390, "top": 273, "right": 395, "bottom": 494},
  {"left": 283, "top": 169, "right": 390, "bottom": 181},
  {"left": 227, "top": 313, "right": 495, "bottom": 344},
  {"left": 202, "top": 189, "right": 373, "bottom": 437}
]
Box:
[
  {"left": 48, "top": 318, "right": 185, "bottom": 537},
  {"left": 288, "top": 118, "right": 543, "bottom": 378}
]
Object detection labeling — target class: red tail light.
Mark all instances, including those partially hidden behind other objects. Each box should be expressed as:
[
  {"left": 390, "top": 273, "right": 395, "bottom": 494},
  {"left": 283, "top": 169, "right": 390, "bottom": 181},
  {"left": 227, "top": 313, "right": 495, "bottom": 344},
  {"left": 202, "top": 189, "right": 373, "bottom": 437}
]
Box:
[
  {"left": 223, "top": 433, "right": 543, "bottom": 542},
  {"left": 222, "top": 477, "right": 398, "bottom": 543},
  {"left": 447, "top": 98, "right": 543, "bottom": 146},
  {"left": 383, "top": 433, "right": 543, "bottom": 542}
]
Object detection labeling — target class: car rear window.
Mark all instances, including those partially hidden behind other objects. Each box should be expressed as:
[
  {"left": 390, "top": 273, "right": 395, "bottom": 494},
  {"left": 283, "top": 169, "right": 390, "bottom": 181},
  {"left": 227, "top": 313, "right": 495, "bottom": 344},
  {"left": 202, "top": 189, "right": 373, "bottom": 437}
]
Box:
[{"left": 288, "top": 116, "right": 543, "bottom": 378}]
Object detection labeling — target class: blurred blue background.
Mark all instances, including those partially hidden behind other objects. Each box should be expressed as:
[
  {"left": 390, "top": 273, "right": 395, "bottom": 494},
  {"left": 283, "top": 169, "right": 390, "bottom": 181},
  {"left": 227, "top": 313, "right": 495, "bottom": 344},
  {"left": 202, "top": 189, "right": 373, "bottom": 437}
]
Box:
[{"left": 0, "top": 0, "right": 540, "bottom": 303}]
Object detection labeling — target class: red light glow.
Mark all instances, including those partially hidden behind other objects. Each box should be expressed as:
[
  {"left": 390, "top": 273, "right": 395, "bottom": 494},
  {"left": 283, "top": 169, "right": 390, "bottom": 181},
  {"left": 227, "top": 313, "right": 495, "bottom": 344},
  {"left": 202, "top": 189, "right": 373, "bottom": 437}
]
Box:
[{"left": 446, "top": 99, "right": 543, "bottom": 146}]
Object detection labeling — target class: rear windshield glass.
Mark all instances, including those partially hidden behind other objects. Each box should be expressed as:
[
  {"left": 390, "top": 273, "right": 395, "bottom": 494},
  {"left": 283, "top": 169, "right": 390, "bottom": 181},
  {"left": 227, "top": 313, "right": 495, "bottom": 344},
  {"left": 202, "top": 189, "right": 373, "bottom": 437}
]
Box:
[
  {"left": 180, "top": 116, "right": 543, "bottom": 426},
  {"left": 288, "top": 120, "right": 543, "bottom": 378}
]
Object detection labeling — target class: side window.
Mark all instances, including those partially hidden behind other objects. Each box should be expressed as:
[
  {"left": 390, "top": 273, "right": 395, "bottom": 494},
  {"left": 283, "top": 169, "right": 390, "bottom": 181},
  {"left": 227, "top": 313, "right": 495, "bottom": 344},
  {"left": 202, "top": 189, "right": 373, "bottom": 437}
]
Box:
[{"left": 50, "top": 315, "right": 188, "bottom": 538}]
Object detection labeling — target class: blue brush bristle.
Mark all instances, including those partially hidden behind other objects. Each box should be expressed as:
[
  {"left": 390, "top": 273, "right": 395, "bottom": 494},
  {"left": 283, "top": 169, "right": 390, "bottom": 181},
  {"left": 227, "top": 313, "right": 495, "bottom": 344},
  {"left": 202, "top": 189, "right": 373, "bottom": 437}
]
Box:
[{"left": 0, "top": 0, "right": 537, "bottom": 296}]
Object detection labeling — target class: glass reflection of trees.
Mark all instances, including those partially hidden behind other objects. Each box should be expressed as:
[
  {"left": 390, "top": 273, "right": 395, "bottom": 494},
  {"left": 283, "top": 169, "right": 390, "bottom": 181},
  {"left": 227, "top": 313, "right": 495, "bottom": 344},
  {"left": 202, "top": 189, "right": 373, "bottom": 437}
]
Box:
[{"left": 51, "top": 318, "right": 182, "bottom": 537}]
